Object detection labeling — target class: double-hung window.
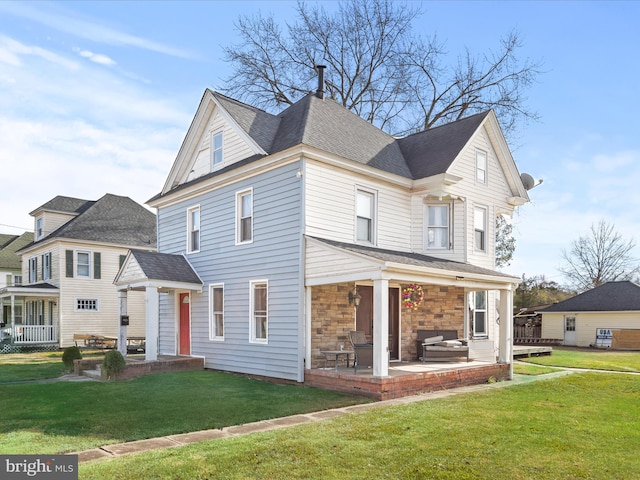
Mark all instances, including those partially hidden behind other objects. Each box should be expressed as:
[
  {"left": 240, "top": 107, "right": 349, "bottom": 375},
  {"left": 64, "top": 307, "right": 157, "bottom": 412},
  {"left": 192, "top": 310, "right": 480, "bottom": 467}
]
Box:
[
  {"left": 28, "top": 257, "right": 38, "bottom": 283},
  {"left": 476, "top": 150, "right": 487, "bottom": 185},
  {"left": 236, "top": 189, "right": 253, "bottom": 244},
  {"left": 471, "top": 291, "right": 488, "bottom": 337},
  {"left": 211, "top": 131, "right": 223, "bottom": 168},
  {"left": 426, "top": 204, "right": 450, "bottom": 249},
  {"left": 250, "top": 280, "right": 268, "bottom": 343},
  {"left": 187, "top": 206, "right": 201, "bottom": 253},
  {"left": 474, "top": 206, "right": 487, "bottom": 252},
  {"left": 209, "top": 284, "right": 224, "bottom": 340},
  {"left": 42, "top": 252, "right": 52, "bottom": 281},
  {"left": 76, "top": 251, "right": 91, "bottom": 278},
  {"left": 35, "top": 217, "right": 44, "bottom": 240},
  {"left": 356, "top": 188, "right": 376, "bottom": 244}
]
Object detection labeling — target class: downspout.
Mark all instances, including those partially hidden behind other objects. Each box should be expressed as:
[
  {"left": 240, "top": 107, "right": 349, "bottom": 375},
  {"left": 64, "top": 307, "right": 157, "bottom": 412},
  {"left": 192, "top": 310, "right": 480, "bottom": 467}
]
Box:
[{"left": 299, "top": 157, "right": 308, "bottom": 383}]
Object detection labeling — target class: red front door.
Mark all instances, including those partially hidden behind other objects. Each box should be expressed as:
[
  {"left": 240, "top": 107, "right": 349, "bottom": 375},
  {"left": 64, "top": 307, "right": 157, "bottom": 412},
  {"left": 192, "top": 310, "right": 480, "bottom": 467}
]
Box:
[{"left": 179, "top": 293, "right": 191, "bottom": 355}]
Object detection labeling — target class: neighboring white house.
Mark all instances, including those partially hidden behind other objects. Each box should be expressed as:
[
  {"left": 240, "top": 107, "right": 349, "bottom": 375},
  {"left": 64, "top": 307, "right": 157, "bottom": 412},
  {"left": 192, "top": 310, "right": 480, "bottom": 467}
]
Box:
[
  {"left": 0, "top": 194, "right": 156, "bottom": 348},
  {"left": 540, "top": 281, "right": 640, "bottom": 348},
  {"left": 116, "top": 82, "right": 530, "bottom": 390},
  {"left": 0, "top": 232, "right": 32, "bottom": 290}
]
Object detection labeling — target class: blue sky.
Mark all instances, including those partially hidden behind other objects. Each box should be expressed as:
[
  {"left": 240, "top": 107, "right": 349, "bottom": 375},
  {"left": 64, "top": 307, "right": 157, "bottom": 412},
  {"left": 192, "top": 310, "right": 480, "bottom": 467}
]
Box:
[{"left": 0, "top": 1, "right": 638, "bottom": 284}]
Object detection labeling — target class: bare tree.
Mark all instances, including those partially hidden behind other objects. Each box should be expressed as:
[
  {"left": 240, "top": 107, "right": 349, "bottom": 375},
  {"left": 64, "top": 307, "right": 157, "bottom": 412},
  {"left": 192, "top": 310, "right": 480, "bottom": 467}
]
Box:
[
  {"left": 495, "top": 215, "right": 516, "bottom": 269},
  {"left": 223, "top": 0, "right": 541, "bottom": 137},
  {"left": 559, "top": 220, "right": 639, "bottom": 292}
]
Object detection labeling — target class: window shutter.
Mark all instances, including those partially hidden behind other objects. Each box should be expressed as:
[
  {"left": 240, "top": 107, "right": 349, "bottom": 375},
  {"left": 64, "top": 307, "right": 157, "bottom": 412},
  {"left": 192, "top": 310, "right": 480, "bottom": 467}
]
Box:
[
  {"left": 66, "top": 250, "right": 74, "bottom": 278},
  {"left": 93, "top": 252, "right": 101, "bottom": 279}
]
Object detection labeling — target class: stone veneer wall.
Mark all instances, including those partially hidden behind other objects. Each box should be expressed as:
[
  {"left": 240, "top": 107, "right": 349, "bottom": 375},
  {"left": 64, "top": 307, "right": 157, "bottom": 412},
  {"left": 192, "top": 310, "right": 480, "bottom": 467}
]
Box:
[
  {"left": 400, "top": 285, "right": 466, "bottom": 361},
  {"left": 310, "top": 284, "right": 356, "bottom": 368},
  {"left": 310, "top": 283, "right": 466, "bottom": 366}
]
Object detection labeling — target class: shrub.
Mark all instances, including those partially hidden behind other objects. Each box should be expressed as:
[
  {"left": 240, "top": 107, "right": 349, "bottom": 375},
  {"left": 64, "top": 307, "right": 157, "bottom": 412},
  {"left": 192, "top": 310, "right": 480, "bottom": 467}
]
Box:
[
  {"left": 103, "top": 349, "right": 126, "bottom": 376},
  {"left": 62, "top": 346, "right": 82, "bottom": 371}
]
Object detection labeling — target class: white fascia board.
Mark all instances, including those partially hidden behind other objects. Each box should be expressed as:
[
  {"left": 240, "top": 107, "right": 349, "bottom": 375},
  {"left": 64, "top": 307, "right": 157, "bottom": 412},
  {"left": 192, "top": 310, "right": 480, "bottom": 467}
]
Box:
[
  {"left": 383, "top": 261, "right": 521, "bottom": 287},
  {"left": 115, "top": 279, "right": 203, "bottom": 292},
  {"left": 0, "top": 286, "right": 60, "bottom": 298},
  {"left": 412, "top": 173, "right": 463, "bottom": 193}
]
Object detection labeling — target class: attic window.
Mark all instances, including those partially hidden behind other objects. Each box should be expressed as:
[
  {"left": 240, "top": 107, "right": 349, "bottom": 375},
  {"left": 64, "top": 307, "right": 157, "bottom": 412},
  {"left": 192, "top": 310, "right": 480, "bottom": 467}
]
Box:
[
  {"left": 211, "top": 131, "right": 223, "bottom": 168},
  {"left": 476, "top": 150, "right": 487, "bottom": 184},
  {"left": 36, "top": 217, "right": 43, "bottom": 240}
]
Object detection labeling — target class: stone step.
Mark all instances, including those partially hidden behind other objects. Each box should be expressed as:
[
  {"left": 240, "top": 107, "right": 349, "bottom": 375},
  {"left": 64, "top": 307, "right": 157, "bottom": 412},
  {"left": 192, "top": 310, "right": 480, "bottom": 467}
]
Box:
[{"left": 82, "top": 366, "right": 102, "bottom": 380}]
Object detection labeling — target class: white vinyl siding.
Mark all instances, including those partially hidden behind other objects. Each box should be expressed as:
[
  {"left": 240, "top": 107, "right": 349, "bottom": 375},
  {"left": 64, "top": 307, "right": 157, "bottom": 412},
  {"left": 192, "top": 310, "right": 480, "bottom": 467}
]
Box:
[
  {"left": 305, "top": 160, "right": 410, "bottom": 252},
  {"left": 186, "top": 109, "right": 256, "bottom": 183}
]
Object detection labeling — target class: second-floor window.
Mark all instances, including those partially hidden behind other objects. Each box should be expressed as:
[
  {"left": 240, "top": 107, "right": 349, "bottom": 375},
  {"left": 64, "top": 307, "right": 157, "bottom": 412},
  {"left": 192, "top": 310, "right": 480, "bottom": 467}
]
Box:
[
  {"left": 356, "top": 188, "right": 376, "bottom": 244},
  {"left": 426, "top": 205, "right": 450, "bottom": 249},
  {"left": 28, "top": 257, "right": 38, "bottom": 283},
  {"left": 76, "top": 252, "right": 91, "bottom": 278},
  {"left": 42, "top": 252, "right": 52, "bottom": 281},
  {"left": 66, "top": 250, "right": 101, "bottom": 279},
  {"left": 476, "top": 150, "right": 487, "bottom": 185},
  {"left": 187, "top": 206, "right": 200, "bottom": 253},
  {"left": 474, "top": 206, "right": 487, "bottom": 252},
  {"left": 211, "top": 131, "right": 223, "bottom": 168},
  {"left": 236, "top": 189, "right": 253, "bottom": 244}
]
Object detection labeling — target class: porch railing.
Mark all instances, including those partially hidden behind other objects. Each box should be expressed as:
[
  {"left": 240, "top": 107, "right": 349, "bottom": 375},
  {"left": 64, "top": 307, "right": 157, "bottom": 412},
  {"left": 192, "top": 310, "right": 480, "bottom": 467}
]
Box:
[{"left": 13, "top": 325, "right": 59, "bottom": 344}]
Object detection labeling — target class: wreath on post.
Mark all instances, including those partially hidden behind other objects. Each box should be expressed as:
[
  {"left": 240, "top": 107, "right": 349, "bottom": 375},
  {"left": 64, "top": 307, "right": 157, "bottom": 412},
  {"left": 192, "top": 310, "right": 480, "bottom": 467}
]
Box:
[{"left": 402, "top": 284, "right": 424, "bottom": 310}]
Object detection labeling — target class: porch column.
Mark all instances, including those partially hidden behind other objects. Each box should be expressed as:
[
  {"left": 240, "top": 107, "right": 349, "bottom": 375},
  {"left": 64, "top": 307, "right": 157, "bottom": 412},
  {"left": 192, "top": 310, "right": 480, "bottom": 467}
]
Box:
[
  {"left": 145, "top": 286, "right": 159, "bottom": 361},
  {"left": 117, "top": 290, "right": 128, "bottom": 357},
  {"left": 498, "top": 286, "right": 514, "bottom": 379},
  {"left": 372, "top": 278, "right": 389, "bottom": 377}
]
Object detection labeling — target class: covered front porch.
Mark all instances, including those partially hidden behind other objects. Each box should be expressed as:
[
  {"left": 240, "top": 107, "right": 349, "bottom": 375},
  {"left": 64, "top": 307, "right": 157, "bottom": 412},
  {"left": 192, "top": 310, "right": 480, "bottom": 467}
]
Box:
[
  {"left": 0, "top": 283, "right": 60, "bottom": 350},
  {"left": 304, "top": 237, "right": 519, "bottom": 396}
]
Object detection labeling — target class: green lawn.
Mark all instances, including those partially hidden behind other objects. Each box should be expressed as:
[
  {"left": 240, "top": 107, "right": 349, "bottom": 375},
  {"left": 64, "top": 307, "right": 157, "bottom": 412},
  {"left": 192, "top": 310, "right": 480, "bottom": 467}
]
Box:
[
  {"left": 519, "top": 347, "right": 640, "bottom": 372},
  {"left": 80, "top": 372, "right": 640, "bottom": 479},
  {"left": 0, "top": 370, "right": 369, "bottom": 455},
  {"left": 0, "top": 350, "right": 105, "bottom": 383},
  {"left": 512, "top": 362, "right": 560, "bottom": 375}
]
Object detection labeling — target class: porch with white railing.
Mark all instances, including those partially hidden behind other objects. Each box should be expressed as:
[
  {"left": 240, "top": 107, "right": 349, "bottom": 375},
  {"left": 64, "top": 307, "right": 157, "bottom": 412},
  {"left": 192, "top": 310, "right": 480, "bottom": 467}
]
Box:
[{"left": 13, "top": 325, "right": 59, "bottom": 344}]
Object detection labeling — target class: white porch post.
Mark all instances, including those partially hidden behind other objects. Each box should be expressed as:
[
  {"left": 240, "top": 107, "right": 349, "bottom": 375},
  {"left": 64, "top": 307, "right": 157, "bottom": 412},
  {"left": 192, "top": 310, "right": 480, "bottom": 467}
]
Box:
[
  {"left": 117, "top": 290, "right": 128, "bottom": 357},
  {"left": 372, "top": 278, "right": 389, "bottom": 377},
  {"left": 145, "top": 286, "right": 159, "bottom": 361},
  {"left": 498, "top": 286, "right": 514, "bottom": 379}
]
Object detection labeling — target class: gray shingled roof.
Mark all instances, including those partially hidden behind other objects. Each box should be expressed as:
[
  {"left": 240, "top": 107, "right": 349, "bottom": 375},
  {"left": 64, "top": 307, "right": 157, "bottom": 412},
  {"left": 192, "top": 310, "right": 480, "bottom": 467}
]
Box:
[
  {"left": 398, "top": 111, "right": 490, "bottom": 179},
  {"left": 0, "top": 232, "right": 33, "bottom": 269},
  {"left": 541, "top": 281, "right": 640, "bottom": 312},
  {"left": 312, "top": 237, "right": 518, "bottom": 280},
  {"left": 129, "top": 250, "right": 202, "bottom": 285},
  {"left": 22, "top": 194, "right": 156, "bottom": 250},
  {"left": 30, "top": 195, "right": 93, "bottom": 216}
]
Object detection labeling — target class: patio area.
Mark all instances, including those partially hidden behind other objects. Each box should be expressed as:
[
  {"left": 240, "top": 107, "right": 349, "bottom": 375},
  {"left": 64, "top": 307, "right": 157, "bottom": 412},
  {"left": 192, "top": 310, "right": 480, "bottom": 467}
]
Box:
[{"left": 305, "top": 360, "right": 510, "bottom": 400}]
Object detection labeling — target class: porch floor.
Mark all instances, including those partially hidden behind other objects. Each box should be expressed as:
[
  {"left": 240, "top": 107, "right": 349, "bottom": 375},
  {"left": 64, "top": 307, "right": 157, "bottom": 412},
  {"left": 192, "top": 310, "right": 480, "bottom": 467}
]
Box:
[{"left": 305, "top": 360, "right": 511, "bottom": 400}]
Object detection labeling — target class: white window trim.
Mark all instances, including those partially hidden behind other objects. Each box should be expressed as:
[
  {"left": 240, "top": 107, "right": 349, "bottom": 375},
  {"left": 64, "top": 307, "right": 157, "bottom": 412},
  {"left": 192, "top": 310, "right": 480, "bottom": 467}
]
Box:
[
  {"left": 470, "top": 291, "right": 488, "bottom": 338},
  {"left": 186, "top": 205, "right": 201, "bottom": 254},
  {"left": 42, "top": 252, "right": 52, "bottom": 281},
  {"left": 424, "top": 203, "right": 451, "bottom": 250},
  {"left": 209, "top": 283, "right": 224, "bottom": 341},
  {"left": 75, "top": 250, "right": 93, "bottom": 279},
  {"left": 35, "top": 216, "right": 44, "bottom": 240},
  {"left": 474, "top": 206, "right": 488, "bottom": 253},
  {"left": 211, "top": 130, "right": 224, "bottom": 170},
  {"left": 236, "top": 188, "right": 254, "bottom": 245},
  {"left": 355, "top": 186, "right": 377, "bottom": 245},
  {"left": 75, "top": 298, "right": 99, "bottom": 312},
  {"left": 28, "top": 257, "right": 37, "bottom": 283},
  {"left": 476, "top": 150, "right": 488, "bottom": 185},
  {"left": 249, "top": 279, "right": 268, "bottom": 344}
]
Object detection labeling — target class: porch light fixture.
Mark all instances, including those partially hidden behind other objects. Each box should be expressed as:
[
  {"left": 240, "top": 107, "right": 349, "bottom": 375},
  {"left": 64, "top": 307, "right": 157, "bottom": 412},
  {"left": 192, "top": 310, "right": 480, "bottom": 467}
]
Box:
[{"left": 348, "top": 287, "right": 361, "bottom": 308}]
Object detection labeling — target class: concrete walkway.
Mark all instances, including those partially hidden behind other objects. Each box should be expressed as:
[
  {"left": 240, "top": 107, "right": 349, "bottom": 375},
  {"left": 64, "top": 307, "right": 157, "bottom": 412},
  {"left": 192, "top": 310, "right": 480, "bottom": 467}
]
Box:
[{"left": 74, "top": 370, "right": 574, "bottom": 464}]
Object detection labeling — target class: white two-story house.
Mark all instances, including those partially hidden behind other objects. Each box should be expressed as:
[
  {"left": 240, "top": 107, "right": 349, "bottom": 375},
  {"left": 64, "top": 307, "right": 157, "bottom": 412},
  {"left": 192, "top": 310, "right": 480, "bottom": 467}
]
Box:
[
  {"left": 116, "top": 82, "right": 529, "bottom": 399},
  {"left": 0, "top": 194, "right": 156, "bottom": 349}
]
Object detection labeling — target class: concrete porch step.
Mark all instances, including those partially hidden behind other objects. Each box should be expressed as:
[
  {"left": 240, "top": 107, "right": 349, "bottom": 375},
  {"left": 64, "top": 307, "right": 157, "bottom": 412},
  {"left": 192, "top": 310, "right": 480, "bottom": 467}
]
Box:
[{"left": 82, "top": 365, "right": 102, "bottom": 380}]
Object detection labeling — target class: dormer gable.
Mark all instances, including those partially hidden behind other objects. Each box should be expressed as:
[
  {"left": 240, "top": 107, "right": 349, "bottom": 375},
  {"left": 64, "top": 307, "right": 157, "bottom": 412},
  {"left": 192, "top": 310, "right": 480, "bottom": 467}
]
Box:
[
  {"left": 29, "top": 195, "right": 93, "bottom": 241},
  {"left": 161, "top": 90, "right": 279, "bottom": 195}
]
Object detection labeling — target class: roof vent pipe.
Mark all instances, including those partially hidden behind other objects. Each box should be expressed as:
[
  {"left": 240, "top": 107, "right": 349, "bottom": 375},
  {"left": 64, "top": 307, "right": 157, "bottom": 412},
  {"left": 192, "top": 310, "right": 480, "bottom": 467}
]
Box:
[{"left": 315, "top": 65, "right": 326, "bottom": 99}]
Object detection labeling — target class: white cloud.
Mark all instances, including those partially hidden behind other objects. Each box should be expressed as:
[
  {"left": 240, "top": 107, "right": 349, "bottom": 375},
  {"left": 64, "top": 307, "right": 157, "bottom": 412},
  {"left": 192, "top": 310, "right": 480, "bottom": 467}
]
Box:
[
  {"left": 76, "top": 48, "right": 116, "bottom": 66},
  {"left": 0, "top": 35, "right": 78, "bottom": 69},
  {"left": 0, "top": 2, "right": 199, "bottom": 60}
]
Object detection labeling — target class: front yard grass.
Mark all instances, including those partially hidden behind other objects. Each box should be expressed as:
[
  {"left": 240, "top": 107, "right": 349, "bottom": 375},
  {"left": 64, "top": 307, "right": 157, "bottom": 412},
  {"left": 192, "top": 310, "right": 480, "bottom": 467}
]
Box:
[
  {"left": 80, "top": 372, "right": 640, "bottom": 479},
  {"left": 0, "top": 370, "right": 369, "bottom": 455},
  {"left": 519, "top": 347, "right": 640, "bottom": 372},
  {"left": 0, "top": 350, "right": 104, "bottom": 383}
]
